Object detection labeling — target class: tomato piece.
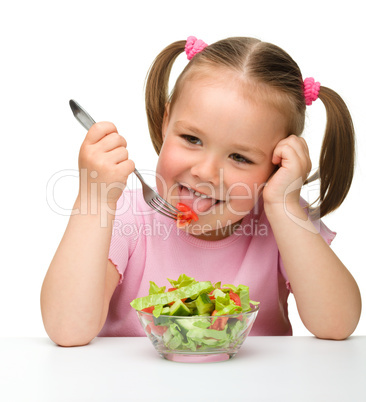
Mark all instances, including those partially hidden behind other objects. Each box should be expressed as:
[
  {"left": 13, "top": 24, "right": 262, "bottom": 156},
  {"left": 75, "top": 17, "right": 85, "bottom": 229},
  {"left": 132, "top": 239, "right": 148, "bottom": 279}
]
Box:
[
  {"left": 149, "top": 322, "right": 167, "bottom": 336},
  {"left": 176, "top": 215, "right": 191, "bottom": 228},
  {"left": 208, "top": 290, "right": 215, "bottom": 300},
  {"left": 176, "top": 203, "right": 190, "bottom": 212},
  {"left": 229, "top": 291, "right": 242, "bottom": 306},
  {"left": 176, "top": 203, "right": 199, "bottom": 228},
  {"left": 189, "top": 211, "right": 198, "bottom": 222},
  {"left": 210, "top": 310, "right": 229, "bottom": 330},
  {"left": 141, "top": 306, "right": 155, "bottom": 321}
]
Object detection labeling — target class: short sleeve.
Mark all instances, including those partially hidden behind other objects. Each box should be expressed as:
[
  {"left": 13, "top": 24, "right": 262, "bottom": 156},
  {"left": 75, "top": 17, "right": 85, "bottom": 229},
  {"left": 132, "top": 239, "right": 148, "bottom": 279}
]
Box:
[
  {"left": 317, "top": 219, "right": 336, "bottom": 245},
  {"left": 279, "top": 215, "right": 336, "bottom": 293}
]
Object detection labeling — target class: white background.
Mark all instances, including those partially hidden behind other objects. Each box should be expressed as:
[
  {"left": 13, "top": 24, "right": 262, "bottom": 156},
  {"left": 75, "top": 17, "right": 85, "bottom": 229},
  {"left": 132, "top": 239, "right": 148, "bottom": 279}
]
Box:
[{"left": 1, "top": 0, "right": 365, "bottom": 337}]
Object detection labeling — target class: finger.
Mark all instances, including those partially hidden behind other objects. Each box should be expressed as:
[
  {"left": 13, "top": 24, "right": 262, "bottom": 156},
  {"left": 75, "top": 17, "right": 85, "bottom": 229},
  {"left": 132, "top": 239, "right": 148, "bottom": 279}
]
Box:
[
  {"left": 84, "top": 122, "right": 118, "bottom": 145},
  {"left": 285, "top": 136, "right": 311, "bottom": 173},
  {"left": 272, "top": 136, "right": 309, "bottom": 165},
  {"left": 272, "top": 142, "right": 298, "bottom": 166},
  {"left": 272, "top": 140, "right": 311, "bottom": 181},
  {"left": 117, "top": 159, "right": 136, "bottom": 180},
  {"left": 106, "top": 146, "right": 129, "bottom": 164},
  {"left": 285, "top": 135, "right": 309, "bottom": 158},
  {"left": 98, "top": 132, "right": 127, "bottom": 152}
]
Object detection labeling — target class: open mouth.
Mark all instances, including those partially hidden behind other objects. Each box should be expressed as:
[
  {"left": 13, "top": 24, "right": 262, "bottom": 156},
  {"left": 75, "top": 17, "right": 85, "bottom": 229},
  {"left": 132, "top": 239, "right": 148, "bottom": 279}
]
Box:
[{"left": 178, "top": 184, "right": 223, "bottom": 214}]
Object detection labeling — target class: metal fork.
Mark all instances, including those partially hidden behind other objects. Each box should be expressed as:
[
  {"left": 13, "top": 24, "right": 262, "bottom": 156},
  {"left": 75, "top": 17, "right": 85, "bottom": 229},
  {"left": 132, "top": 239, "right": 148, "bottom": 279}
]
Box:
[{"left": 69, "top": 99, "right": 179, "bottom": 220}]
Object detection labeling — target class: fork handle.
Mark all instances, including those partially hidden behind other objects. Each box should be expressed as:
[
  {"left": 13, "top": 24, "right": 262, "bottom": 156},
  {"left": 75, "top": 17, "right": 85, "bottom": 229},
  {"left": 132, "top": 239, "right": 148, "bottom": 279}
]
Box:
[{"left": 133, "top": 168, "right": 146, "bottom": 184}]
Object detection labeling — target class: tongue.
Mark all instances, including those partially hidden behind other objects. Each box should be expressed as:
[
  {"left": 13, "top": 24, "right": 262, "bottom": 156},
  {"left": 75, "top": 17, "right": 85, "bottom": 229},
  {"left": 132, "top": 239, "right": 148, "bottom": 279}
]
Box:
[{"left": 179, "top": 186, "right": 217, "bottom": 214}]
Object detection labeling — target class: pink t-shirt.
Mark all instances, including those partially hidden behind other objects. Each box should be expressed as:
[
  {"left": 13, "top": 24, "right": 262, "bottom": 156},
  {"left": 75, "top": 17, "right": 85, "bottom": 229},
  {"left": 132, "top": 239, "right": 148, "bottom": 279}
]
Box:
[{"left": 99, "top": 189, "right": 335, "bottom": 337}]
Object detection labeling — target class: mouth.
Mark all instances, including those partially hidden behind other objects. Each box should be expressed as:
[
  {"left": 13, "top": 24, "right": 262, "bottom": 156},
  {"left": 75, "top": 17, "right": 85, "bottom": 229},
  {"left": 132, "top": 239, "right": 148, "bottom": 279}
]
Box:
[{"left": 177, "top": 184, "right": 223, "bottom": 214}]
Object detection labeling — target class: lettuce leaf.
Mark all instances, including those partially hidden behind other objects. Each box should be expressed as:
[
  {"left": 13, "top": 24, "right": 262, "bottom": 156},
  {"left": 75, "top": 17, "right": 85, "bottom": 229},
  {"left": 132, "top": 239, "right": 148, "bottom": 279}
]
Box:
[
  {"left": 186, "top": 327, "right": 228, "bottom": 340},
  {"left": 183, "top": 326, "right": 230, "bottom": 348},
  {"left": 215, "top": 304, "right": 241, "bottom": 316},
  {"left": 211, "top": 289, "right": 226, "bottom": 299},
  {"left": 148, "top": 281, "right": 166, "bottom": 295},
  {"left": 229, "top": 319, "right": 246, "bottom": 340},
  {"left": 152, "top": 304, "right": 164, "bottom": 318},
  {"left": 167, "top": 274, "right": 197, "bottom": 289},
  {"left": 214, "top": 292, "right": 242, "bottom": 315},
  {"left": 130, "top": 281, "right": 214, "bottom": 311},
  {"left": 182, "top": 336, "right": 197, "bottom": 351},
  {"left": 223, "top": 283, "right": 259, "bottom": 312},
  {"left": 192, "top": 320, "right": 211, "bottom": 329},
  {"left": 165, "top": 323, "right": 184, "bottom": 349}
]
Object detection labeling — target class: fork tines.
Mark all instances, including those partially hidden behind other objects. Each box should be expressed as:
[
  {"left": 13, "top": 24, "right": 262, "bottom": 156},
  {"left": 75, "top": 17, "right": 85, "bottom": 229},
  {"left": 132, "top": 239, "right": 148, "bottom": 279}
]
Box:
[{"left": 149, "top": 198, "right": 179, "bottom": 219}]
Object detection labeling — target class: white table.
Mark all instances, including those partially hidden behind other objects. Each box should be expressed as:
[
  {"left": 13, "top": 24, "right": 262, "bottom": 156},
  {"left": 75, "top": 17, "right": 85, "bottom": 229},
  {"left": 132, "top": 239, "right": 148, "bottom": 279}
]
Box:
[{"left": 1, "top": 336, "right": 365, "bottom": 402}]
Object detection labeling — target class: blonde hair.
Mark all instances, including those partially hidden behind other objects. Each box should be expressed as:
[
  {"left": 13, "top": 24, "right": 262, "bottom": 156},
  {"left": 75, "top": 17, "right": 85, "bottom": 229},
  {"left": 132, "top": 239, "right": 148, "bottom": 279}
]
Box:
[{"left": 145, "top": 37, "right": 355, "bottom": 218}]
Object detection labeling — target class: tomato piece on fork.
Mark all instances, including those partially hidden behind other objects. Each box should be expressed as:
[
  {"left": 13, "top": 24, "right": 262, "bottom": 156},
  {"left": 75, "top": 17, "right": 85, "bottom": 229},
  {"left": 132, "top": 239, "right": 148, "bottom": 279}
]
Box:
[{"left": 176, "top": 203, "right": 198, "bottom": 228}]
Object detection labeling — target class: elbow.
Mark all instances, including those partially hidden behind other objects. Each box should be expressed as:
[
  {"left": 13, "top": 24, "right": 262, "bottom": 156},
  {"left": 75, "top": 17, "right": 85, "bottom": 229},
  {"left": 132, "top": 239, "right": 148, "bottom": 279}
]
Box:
[
  {"left": 41, "top": 308, "right": 103, "bottom": 347},
  {"left": 310, "top": 318, "right": 360, "bottom": 341},
  {"left": 306, "top": 297, "right": 362, "bottom": 341},
  {"left": 56, "top": 340, "right": 92, "bottom": 348},
  {"left": 53, "top": 334, "right": 93, "bottom": 348},
  {"left": 315, "top": 331, "right": 352, "bottom": 341},
  {"left": 47, "top": 328, "right": 96, "bottom": 347},
  {"left": 42, "top": 318, "right": 100, "bottom": 347}
]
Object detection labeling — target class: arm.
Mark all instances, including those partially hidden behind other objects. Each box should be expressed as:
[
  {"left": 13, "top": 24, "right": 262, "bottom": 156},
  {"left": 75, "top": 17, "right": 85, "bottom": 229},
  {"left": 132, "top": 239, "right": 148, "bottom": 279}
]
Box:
[
  {"left": 41, "top": 122, "right": 135, "bottom": 346},
  {"left": 264, "top": 136, "right": 361, "bottom": 340}
]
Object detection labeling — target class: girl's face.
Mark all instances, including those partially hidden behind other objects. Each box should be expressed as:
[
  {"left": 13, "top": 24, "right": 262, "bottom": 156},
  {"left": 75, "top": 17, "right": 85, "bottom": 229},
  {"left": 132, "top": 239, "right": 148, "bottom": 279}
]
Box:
[{"left": 156, "top": 72, "right": 288, "bottom": 240}]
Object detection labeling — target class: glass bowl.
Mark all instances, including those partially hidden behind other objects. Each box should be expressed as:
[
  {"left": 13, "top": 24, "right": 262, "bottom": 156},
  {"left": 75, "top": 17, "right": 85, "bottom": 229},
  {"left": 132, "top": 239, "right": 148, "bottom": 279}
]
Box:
[{"left": 136, "top": 305, "right": 259, "bottom": 363}]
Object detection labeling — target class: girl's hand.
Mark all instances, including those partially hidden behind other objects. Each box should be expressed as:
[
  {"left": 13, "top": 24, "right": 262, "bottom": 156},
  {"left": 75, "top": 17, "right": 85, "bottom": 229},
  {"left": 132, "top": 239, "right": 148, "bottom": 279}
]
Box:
[
  {"left": 78, "top": 122, "right": 135, "bottom": 205},
  {"left": 263, "top": 135, "right": 312, "bottom": 208}
]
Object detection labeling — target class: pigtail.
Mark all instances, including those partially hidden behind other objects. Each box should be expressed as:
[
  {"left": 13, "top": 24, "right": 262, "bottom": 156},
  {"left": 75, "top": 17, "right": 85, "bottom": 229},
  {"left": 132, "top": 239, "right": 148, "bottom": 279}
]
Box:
[
  {"left": 145, "top": 40, "right": 187, "bottom": 154},
  {"left": 306, "top": 86, "right": 355, "bottom": 218}
]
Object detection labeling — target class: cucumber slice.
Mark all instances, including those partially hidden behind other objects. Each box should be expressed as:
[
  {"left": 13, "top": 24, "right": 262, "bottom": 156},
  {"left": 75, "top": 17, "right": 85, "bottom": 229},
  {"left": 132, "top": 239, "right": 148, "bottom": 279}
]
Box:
[
  {"left": 184, "top": 300, "right": 197, "bottom": 310},
  {"left": 195, "top": 293, "right": 214, "bottom": 315},
  {"left": 161, "top": 306, "right": 170, "bottom": 315},
  {"left": 175, "top": 318, "right": 211, "bottom": 336},
  {"left": 175, "top": 318, "right": 197, "bottom": 333},
  {"left": 169, "top": 300, "right": 191, "bottom": 316},
  {"left": 153, "top": 306, "right": 171, "bottom": 325}
]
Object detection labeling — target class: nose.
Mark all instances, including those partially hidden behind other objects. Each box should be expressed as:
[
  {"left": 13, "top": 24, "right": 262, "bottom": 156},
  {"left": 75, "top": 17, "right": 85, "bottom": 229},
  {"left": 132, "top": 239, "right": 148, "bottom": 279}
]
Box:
[{"left": 190, "top": 155, "right": 221, "bottom": 187}]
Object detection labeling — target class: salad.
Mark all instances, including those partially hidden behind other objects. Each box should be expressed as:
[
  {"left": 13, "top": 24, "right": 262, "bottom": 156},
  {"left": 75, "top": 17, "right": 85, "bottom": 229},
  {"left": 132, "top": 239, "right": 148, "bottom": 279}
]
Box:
[{"left": 130, "top": 274, "right": 259, "bottom": 352}]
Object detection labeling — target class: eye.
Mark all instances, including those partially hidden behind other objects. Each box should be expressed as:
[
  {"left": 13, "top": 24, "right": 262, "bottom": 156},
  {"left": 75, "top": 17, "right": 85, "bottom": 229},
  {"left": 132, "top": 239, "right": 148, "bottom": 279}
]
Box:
[
  {"left": 181, "top": 135, "right": 202, "bottom": 145},
  {"left": 230, "top": 153, "right": 253, "bottom": 164}
]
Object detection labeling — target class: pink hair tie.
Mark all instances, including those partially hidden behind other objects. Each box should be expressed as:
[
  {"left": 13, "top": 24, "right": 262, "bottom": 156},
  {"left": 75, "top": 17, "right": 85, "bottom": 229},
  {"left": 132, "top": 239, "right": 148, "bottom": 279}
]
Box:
[
  {"left": 185, "top": 36, "right": 208, "bottom": 60},
  {"left": 304, "top": 77, "right": 321, "bottom": 106}
]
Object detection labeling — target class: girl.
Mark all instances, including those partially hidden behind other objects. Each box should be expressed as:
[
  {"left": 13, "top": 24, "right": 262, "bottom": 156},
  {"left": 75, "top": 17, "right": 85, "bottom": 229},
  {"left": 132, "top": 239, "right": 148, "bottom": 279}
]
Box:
[{"left": 41, "top": 36, "right": 361, "bottom": 346}]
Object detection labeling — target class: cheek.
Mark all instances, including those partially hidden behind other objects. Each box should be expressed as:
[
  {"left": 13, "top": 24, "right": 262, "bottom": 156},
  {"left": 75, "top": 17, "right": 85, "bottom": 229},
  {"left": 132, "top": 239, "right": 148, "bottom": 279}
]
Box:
[
  {"left": 155, "top": 142, "right": 183, "bottom": 196},
  {"left": 227, "top": 173, "right": 262, "bottom": 196},
  {"left": 156, "top": 142, "right": 176, "bottom": 177},
  {"left": 156, "top": 138, "right": 194, "bottom": 180},
  {"left": 226, "top": 171, "right": 270, "bottom": 207}
]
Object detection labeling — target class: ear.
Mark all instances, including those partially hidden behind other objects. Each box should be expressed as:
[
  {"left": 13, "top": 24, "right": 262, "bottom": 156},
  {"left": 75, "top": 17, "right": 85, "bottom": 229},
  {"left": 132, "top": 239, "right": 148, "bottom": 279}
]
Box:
[{"left": 162, "top": 103, "right": 170, "bottom": 140}]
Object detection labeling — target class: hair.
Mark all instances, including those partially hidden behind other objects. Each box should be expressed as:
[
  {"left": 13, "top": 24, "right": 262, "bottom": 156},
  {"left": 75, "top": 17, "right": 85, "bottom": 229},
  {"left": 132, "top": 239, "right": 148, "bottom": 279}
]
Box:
[{"left": 145, "top": 37, "right": 355, "bottom": 218}]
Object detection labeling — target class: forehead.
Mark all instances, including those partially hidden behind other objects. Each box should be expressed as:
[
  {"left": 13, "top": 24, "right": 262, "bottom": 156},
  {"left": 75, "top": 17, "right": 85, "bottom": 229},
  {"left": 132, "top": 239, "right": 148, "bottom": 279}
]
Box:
[
  {"left": 172, "top": 66, "right": 295, "bottom": 133},
  {"left": 169, "top": 72, "right": 288, "bottom": 151}
]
